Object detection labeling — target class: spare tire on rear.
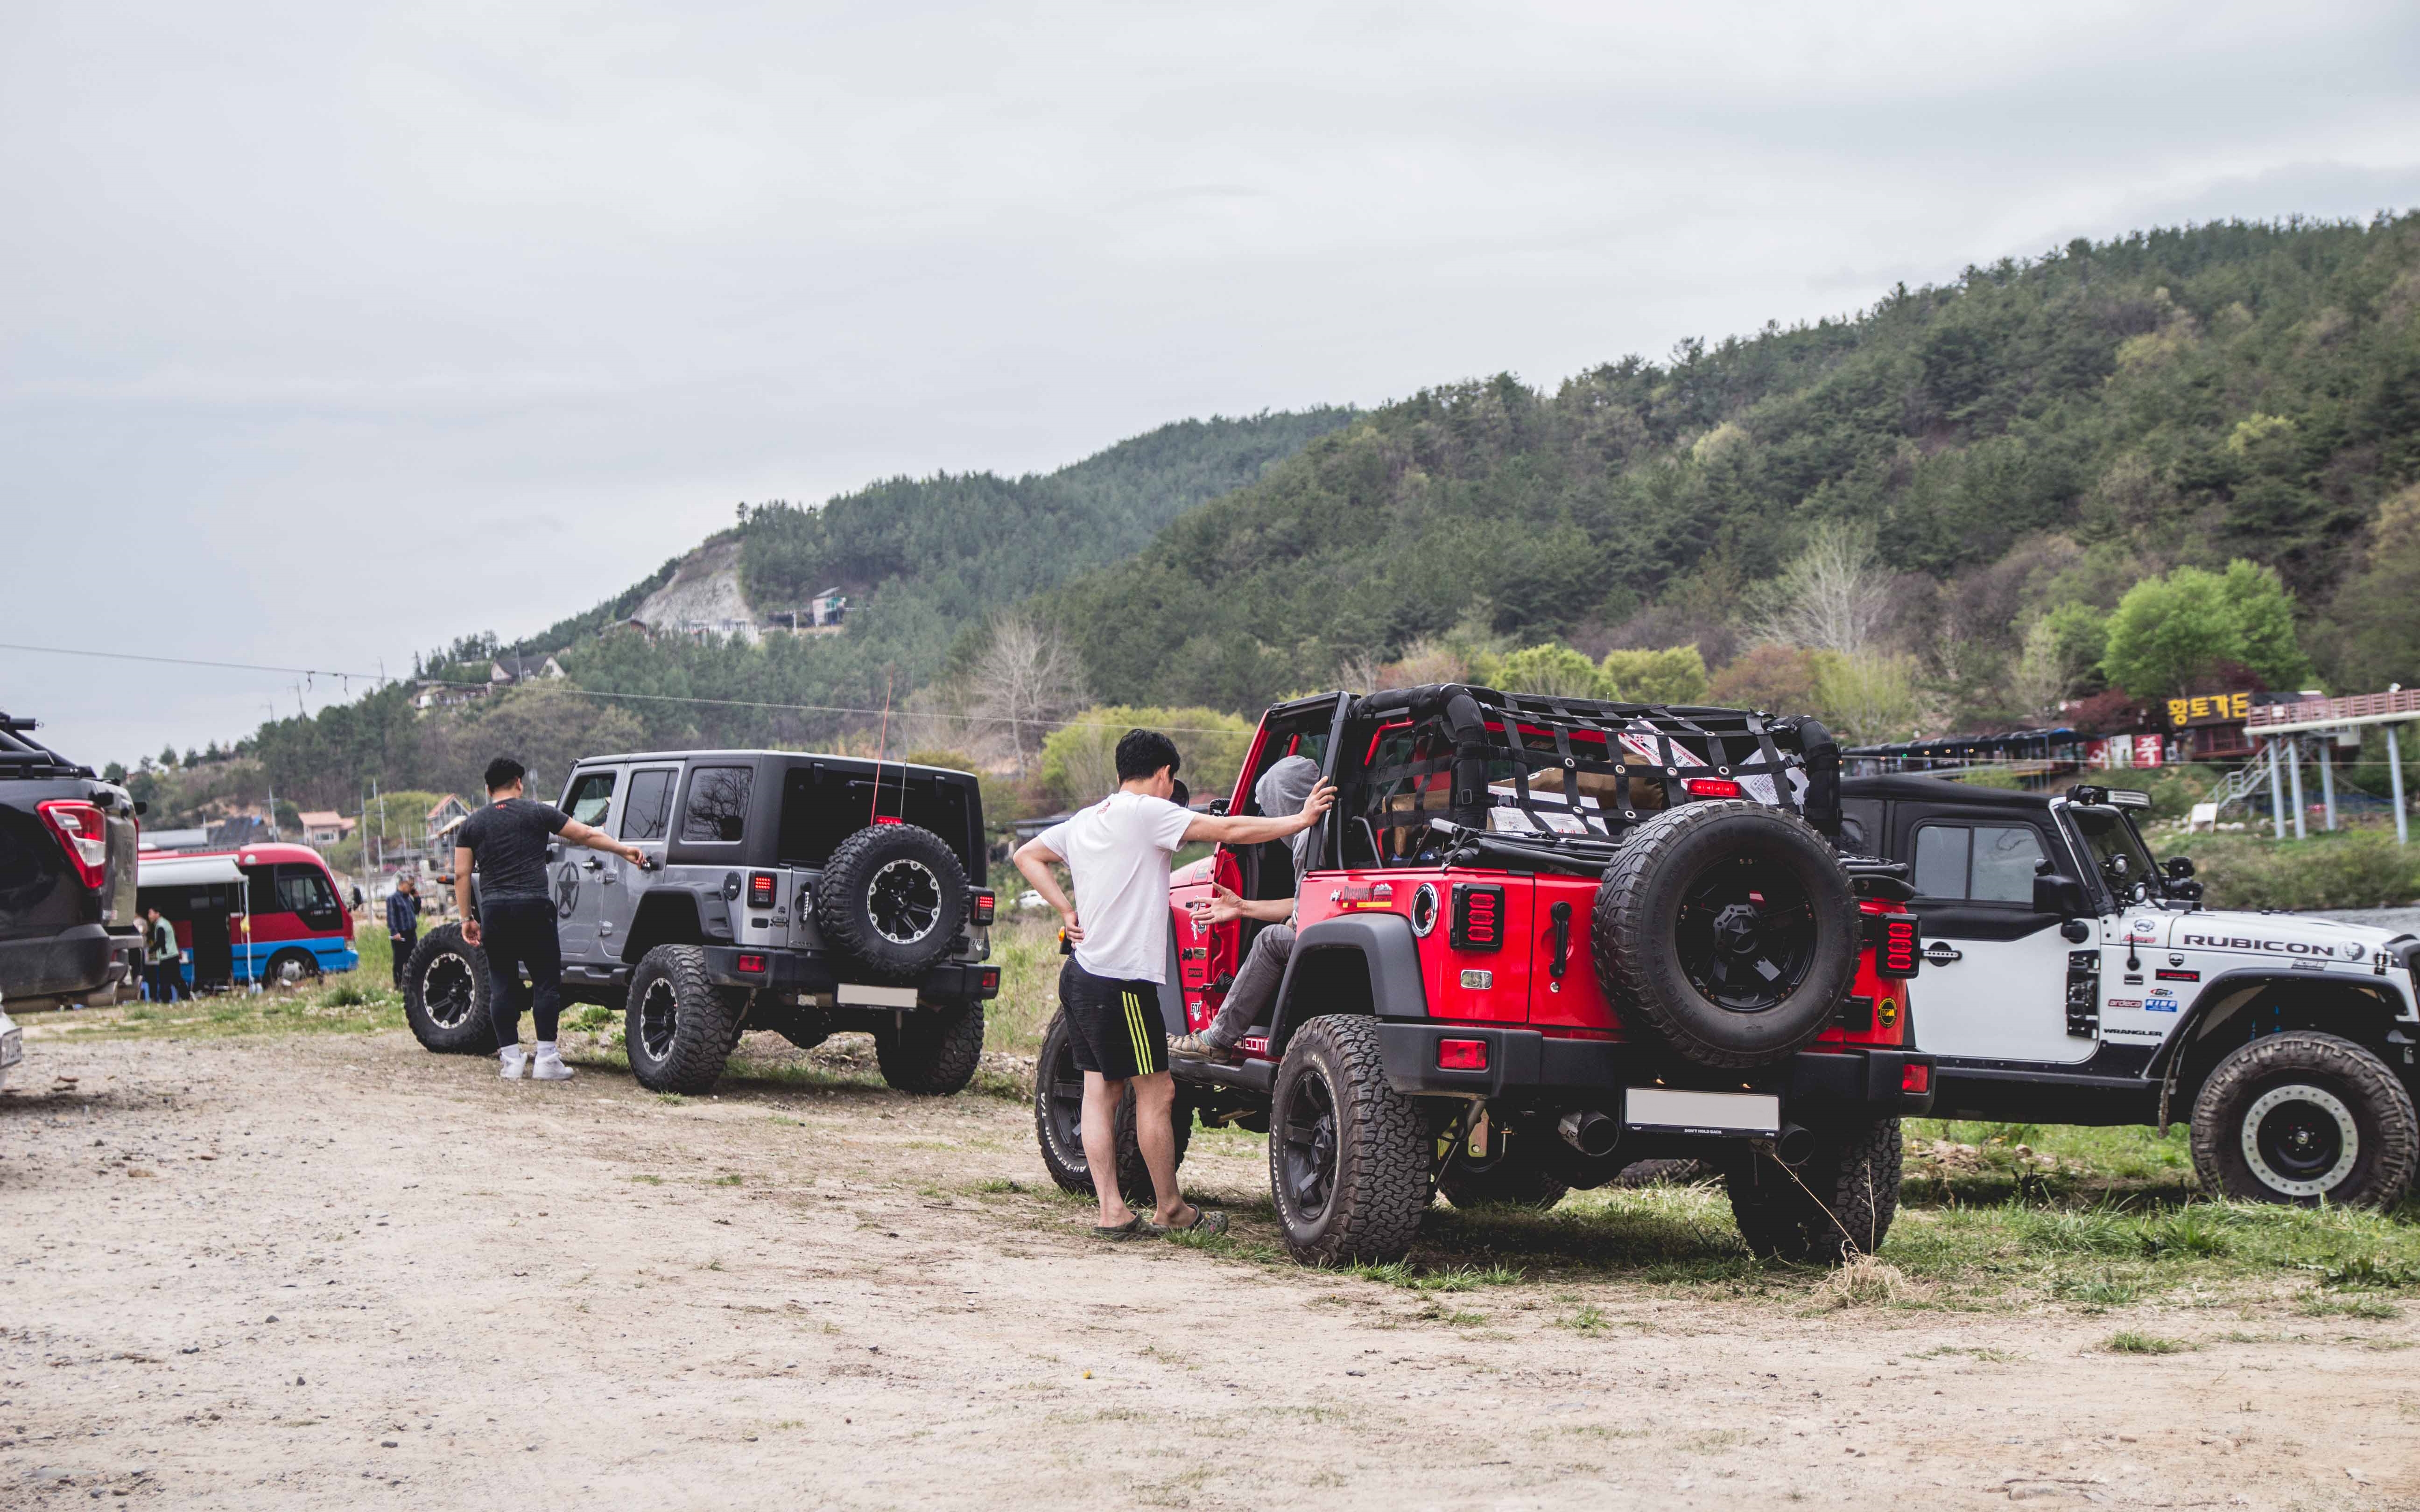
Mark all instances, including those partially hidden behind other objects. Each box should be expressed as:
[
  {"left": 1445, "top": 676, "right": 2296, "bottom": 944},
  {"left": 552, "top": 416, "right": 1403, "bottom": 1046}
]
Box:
[
  {"left": 1591, "top": 798, "right": 1857, "bottom": 1070},
  {"left": 814, "top": 822, "right": 969, "bottom": 983}
]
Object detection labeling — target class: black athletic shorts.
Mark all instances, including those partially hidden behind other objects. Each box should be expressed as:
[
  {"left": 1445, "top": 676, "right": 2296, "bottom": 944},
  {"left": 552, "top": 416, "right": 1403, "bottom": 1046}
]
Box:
[{"left": 1058, "top": 958, "right": 1168, "bottom": 1080}]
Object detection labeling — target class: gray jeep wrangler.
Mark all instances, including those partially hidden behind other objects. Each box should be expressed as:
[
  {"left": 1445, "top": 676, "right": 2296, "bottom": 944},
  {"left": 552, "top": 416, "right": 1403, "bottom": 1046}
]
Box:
[{"left": 402, "top": 749, "right": 1000, "bottom": 1094}]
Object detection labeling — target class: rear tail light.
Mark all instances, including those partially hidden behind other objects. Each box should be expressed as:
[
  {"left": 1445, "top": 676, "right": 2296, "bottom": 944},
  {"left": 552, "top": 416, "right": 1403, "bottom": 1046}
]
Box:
[
  {"left": 1436, "top": 1038, "right": 1488, "bottom": 1071},
  {"left": 1682, "top": 777, "right": 1743, "bottom": 798},
  {"left": 978, "top": 966, "right": 1001, "bottom": 996},
  {"left": 747, "top": 872, "right": 776, "bottom": 909},
  {"left": 1900, "top": 1062, "right": 1931, "bottom": 1094},
  {"left": 1875, "top": 914, "right": 1920, "bottom": 977},
  {"left": 735, "top": 953, "right": 767, "bottom": 974},
  {"left": 38, "top": 800, "right": 109, "bottom": 890},
  {"left": 971, "top": 890, "right": 996, "bottom": 926}
]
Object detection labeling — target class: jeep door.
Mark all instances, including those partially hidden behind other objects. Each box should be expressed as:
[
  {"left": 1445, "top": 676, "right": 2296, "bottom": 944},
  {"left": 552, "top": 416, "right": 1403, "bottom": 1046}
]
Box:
[
  {"left": 598, "top": 762, "right": 680, "bottom": 959},
  {"left": 1901, "top": 809, "right": 2095, "bottom": 1064},
  {"left": 1189, "top": 695, "right": 1349, "bottom": 1030},
  {"left": 554, "top": 766, "right": 623, "bottom": 964}
]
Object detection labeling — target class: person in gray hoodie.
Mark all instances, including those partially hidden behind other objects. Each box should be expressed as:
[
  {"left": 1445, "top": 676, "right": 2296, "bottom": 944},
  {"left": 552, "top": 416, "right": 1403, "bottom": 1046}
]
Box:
[{"left": 1168, "top": 755, "right": 1322, "bottom": 1064}]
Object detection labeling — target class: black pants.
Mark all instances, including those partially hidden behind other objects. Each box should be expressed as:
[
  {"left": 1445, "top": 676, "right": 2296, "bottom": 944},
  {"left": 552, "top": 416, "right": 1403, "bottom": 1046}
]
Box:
[
  {"left": 147, "top": 961, "right": 182, "bottom": 1003},
  {"left": 480, "top": 897, "right": 562, "bottom": 1045},
  {"left": 389, "top": 932, "right": 414, "bottom": 990}
]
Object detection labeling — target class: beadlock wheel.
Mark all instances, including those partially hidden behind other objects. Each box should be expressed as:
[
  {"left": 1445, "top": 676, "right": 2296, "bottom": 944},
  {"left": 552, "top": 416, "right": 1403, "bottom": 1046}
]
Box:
[
  {"left": 868, "top": 858, "right": 943, "bottom": 945},
  {"left": 2239, "top": 1084, "right": 2359, "bottom": 1198},
  {"left": 423, "top": 953, "right": 478, "bottom": 1028}
]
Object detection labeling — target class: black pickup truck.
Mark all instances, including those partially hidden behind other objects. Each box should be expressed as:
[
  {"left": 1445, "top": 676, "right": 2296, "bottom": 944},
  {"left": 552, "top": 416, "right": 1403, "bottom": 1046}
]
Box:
[{"left": 0, "top": 713, "right": 145, "bottom": 1012}]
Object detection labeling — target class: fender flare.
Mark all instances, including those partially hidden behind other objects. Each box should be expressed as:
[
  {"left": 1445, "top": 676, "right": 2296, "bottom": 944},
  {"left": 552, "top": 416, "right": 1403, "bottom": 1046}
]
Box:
[
  {"left": 2151, "top": 966, "right": 2410, "bottom": 1128},
  {"left": 1267, "top": 911, "right": 1428, "bottom": 1057},
  {"left": 621, "top": 889, "right": 720, "bottom": 963}
]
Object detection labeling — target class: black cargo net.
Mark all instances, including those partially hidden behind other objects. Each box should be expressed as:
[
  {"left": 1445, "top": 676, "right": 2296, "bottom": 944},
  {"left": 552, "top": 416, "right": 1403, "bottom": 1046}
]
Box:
[{"left": 1358, "top": 696, "right": 1805, "bottom": 864}]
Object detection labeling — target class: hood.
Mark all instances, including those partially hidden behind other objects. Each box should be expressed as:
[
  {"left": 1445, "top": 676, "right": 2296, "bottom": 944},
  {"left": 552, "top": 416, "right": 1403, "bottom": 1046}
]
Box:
[{"left": 2123, "top": 905, "right": 2414, "bottom": 963}]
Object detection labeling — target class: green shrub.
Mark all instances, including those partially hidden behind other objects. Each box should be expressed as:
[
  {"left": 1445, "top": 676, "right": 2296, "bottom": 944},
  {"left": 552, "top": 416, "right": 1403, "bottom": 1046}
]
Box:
[{"left": 2187, "top": 828, "right": 2420, "bottom": 910}]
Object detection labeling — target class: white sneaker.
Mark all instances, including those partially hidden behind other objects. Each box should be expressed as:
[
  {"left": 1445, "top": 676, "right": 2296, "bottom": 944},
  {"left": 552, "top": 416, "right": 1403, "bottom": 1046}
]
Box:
[
  {"left": 499, "top": 1046, "right": 527, "bottom": 1080},
  {"left": 530, "top": 1047, "right": 572, "bottom": 1081}
]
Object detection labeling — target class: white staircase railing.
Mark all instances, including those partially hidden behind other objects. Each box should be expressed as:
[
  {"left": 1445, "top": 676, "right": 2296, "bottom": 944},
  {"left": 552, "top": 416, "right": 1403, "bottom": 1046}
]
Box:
[{"left": 2206, "top": 759, "right": 2271, "bottom": 815}]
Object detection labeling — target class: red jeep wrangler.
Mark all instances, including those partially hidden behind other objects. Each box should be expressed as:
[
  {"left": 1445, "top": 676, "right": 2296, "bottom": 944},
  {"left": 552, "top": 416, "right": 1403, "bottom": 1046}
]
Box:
[{"left": 1034, "top": 684, "right": 1930, "bottom": 1266}]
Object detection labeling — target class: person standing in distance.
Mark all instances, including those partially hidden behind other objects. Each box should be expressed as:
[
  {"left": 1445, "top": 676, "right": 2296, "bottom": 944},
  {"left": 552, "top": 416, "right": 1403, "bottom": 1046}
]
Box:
[
  {"left": 453, "top": 757, "right": 649, "bottom": 1082},
  {"left": 1013, "top": 728, "right": 1334, "bottom": 1239},
  {"left": 384, "top": 875, "right": 421, "bottom": 992}
]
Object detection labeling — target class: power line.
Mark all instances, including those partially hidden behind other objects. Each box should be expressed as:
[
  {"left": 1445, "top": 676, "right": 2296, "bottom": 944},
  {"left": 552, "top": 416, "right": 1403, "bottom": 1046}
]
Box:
[{"left": 0, "top": 639, "right": 1247, "bottom": 735}]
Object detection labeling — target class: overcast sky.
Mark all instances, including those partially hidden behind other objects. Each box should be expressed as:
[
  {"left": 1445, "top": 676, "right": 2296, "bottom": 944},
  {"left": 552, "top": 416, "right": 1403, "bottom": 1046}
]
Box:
[{"left": 6, "top": 0, "right": 2418, "bottom": 768}]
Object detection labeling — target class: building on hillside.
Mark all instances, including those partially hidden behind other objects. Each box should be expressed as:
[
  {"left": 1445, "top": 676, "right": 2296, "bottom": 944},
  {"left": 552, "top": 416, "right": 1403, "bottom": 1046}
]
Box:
[
  {"left": 766, "top": 589, "right": 849, "bottom": 634},
  {"left": 413, "top": 679, "right": 490, "bottom": 711},
  {"left": 490, "top": 654, "right": 564, "bottom": 685},
  {"left": 425, "top": 794, "right": 473, "bottom": 851},
  {"left": 297, "top": 811, "right": 356, "bottom": 847}
]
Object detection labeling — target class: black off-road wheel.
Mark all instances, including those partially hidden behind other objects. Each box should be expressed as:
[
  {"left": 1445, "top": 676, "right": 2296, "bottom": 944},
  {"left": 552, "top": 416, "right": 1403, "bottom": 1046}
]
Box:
[
  {"left": 1438, "top": 1124, "right": 1570, "bottom": 1211},
  {"left": 1593, "top": 799, "right": 1860, "bottom": 1071},
  {"left": 623, "top": 945, "right": 745, "bottom": 1094},
  {"left": 1723, "top": 1119, "right": 1902, "bottom": 1265},
  {"left": 1033, "top": 1010, "right": 1193, "bottom": 1204},
  {"left": 402, "top": 924, "right": 497, "bottom": 1054},
  {"left": 1270, "top": 1015, "right": 1431, "bottom": 1264},
  {"left": 2189, "top": 1031, "right": 2418, "bottom": 1208},
  {"left": 874, "top": 1004, "right": 986, "bottom": 1095},
  {"left": 815, "top": 823, "right": 969, "bottom": 983}
]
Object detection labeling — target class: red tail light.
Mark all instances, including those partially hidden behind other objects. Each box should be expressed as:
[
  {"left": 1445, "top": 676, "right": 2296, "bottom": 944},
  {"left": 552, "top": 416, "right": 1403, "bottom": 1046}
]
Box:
[
  {"left": 38, "top": 800, "right": 109, "bottom": 890},
  {"left": 747, "top": 872, "right": 777, "bottom": 909},
  {"left": 1900, "top": 1062, "right": 1931, "bottom": 1094},
  {"left": 971, "top": 890, "right": 996, "bottom": 926},
  {"left": 735, "top": 953, "right": 767, "bottom": 974},
  {"left": 1436, "top": 1038, "right": 1488, "bottom": 1071},
  {"left": 978, "top": 966, "right": 1001, "bottom": 995},
  {"left": 1876, "top": 915, "right": 1919, "bottom": 977},
  {"left": 1682, "top": 777, "right": 1742, "bottom": 798}
]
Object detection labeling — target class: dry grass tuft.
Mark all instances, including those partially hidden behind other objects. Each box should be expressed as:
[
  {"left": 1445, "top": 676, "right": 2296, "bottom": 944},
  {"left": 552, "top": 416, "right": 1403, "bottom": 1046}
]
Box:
[{"left": 1818, "top": 1253, "right": 1908, "bottom": 1308}]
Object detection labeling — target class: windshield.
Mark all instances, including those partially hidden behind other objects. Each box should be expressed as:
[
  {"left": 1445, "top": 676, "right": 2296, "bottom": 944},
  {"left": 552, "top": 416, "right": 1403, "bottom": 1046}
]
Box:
[{"left": 2066, "top": 805, "right": 2159, "bottom": 898}]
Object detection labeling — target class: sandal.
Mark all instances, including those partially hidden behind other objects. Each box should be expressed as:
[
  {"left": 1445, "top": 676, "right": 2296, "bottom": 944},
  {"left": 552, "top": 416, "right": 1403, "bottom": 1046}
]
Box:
[
  {"left": 1164, "top": 1205, "right": 1229, "bottom": 1237},
  {"left": 1092, "top": 1215, "right": 1158, "bottom": 1241}
]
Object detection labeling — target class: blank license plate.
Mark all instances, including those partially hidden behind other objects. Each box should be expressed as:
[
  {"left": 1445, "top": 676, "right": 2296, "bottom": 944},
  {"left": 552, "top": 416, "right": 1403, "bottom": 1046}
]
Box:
[
  {"left": 837, "top": 983, "right": 919, "bottom": 1009},
  {"left": 1625, "top": 1086, "right": 1780, "bottom": 1136}
]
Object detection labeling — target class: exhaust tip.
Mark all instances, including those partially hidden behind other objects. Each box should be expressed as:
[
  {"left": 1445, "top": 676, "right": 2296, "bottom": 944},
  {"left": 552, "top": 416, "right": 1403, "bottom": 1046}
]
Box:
[
  {"left": 1774, "top": 1122, "right": 1815, "bottom": 1164},
  {"left": 1558, "top": 1109, "right": 1621, "bottom": 1159}
]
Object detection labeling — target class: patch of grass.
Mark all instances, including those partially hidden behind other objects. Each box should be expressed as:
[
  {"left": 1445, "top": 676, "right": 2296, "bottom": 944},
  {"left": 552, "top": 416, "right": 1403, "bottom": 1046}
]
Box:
[
  {"left": 570, "top": 1004, "right": 616, "bottom": 1031},
  {"left": 1558, "top": 1304, "right": 1608, "bottom": 1334},
  {"left": 710, "top": 1174, "right": 744, "bottom": 1186},
  {"left": 2103, "top": 1331, "right": 2188, "bottom": 1355},
  {"left": 2321, "top": 1256, "right": 2420, "bottom": 1289},
  {"left": 629, "top": 1175, "right": 663, "bottom": 1185},
  {"left": 971, "top": 1177, "right": 1025, "bottom": 1195},
  {"left": 2052, "top": 1271, "right": 2140, "bottom": 1310},
  {"left": 654, "top": 1092, "right": 687, "bottom": 1106},
  {"left": 1680, "top": 1428, "right": 1745, "bottom": 1454},
  {"left": 2299, "top": 1293, "right": 2401, "bottom": 1319}
]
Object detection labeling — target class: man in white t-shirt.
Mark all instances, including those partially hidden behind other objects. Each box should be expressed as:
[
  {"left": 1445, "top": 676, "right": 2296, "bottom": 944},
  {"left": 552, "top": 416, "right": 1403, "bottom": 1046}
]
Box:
[{"left": 1014, "top": 728, "right": 1333, "bottom": 1239}]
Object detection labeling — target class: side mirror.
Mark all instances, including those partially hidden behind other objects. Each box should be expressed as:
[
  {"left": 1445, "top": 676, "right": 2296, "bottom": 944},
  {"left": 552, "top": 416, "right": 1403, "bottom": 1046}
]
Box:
[
  {"left": 2033, "top": 873, "right": 2089, "bottom": 917},
  {"left": 2165, "top": 856, "right": 2196, "bottom": 879},
  {"left": 1206, "top": 798, "right": 1229, "bottom": 817}
]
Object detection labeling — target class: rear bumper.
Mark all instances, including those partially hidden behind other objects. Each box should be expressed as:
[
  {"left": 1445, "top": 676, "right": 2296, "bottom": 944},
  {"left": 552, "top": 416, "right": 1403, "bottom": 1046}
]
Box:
[
  {"left": 0, "top": 924, "right": 140, "bottom": 1004},
  {"left": 698, "top": 946, "right": 999, "bottom": 1005},
  {"left": 1373, "top": 1021, "right": 1935, "bottom": 1119}
]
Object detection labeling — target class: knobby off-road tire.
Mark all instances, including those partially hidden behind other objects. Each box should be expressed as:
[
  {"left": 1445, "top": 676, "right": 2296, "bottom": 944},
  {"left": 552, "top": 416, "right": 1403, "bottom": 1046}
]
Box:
[
  {"left": 1270, "top": 1015, "right": 1431, "bottom": 1264},
  {"left": 623, "top": 945, "right": 745, "bottom": 1094},
  {"left": 814, "top": 824, "right": 968, "bottom": 983},
  {"left": 1724, "top": 1119, "right": 1902, "bottom": 1265},
  {"left": 402, "top": 924, "right": 497, "bottom": 1054},
  {"left": 1031, "top": 1010, "right": 1194, "bottom": 1204},
  {"left": 874, "top": 1004, "right": 986, "bottom": 1095},
  {"left": 2189, "top": 1030, "right": 2418, "bottom": 1208},
  {"left": 1592, "top": 798, "right": 1859, "bottom": 1071},
  {"left": 1438, "top": 1125, "right": 1570, "bottom": 1211}
]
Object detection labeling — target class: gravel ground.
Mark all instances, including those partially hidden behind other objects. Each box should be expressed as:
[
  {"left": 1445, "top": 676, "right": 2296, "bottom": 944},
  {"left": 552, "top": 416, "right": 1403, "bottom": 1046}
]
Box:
[{"left": 4, "top": 1031, "right": 2416, "bottom": 1510}]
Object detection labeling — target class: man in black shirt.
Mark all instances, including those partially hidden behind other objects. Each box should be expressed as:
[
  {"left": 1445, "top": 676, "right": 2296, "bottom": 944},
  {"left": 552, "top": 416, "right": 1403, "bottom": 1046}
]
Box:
[{"left": 452, "top": 756, "right": 649, "bottom": 1082}]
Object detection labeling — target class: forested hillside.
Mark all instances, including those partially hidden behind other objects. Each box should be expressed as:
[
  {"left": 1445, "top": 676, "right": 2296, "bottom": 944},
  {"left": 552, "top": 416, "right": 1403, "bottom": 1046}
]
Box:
[{"left": 1049, "top": 217, "right": 2420, "bottom": 727}]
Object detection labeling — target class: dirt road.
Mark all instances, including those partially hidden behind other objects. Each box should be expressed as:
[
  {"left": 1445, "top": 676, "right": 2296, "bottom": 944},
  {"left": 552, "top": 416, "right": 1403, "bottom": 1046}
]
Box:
[{"left": 5, "top": 1031, "right": 2414, "bottom": 1509}]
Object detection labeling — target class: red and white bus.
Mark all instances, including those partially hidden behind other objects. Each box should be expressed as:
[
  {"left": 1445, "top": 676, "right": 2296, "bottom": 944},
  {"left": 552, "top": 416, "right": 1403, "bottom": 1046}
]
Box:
[{"left": 136, "top": 843, "right": 358, "bottom": 989}]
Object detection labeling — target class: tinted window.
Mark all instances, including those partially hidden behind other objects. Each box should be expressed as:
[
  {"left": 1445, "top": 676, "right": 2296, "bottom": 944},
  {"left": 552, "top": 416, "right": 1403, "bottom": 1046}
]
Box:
[
  {"left": 1913, "top": 823, "right": 2045, "bottom": 903},
  {"left": 1912, "top": 826, "right": 1969, "bottom": 899},
  {"left": 623, "top": 768, "right": 676, "bottom": 841},
  {"left": 777, "top": 765, "right": 978, "bottom": 878},
  {"left": 1838, "top": 798, "right": 1883, "bottom": 855},
  {"left": 564, "top": 770, "right": 616, "bottom": 827},
  {"left": 680, "top": 766, "right": 753, "bottom": 843},
  {"left": 249, "top": 863, "right": 338, "bottom": 921}
]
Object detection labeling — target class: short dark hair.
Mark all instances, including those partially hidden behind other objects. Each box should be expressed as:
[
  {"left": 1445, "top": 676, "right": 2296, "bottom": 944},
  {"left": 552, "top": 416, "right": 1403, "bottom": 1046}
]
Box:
[
  {"left": 1114, "top": 729, "right": 1180, "bottom": 784},
  {"left": 484, "top": 756, "right": 527, "bottom": 793}
]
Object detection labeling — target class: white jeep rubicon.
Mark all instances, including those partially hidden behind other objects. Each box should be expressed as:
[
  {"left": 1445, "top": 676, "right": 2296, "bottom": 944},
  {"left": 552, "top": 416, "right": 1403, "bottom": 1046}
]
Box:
[{"left": 1841, "top": 774, "right": 2420, "bottom": 1207}]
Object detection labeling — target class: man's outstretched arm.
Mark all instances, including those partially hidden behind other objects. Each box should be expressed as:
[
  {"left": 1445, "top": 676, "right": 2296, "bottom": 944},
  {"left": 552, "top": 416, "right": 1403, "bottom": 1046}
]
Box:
[
  {"left": 560, "top": 817, "right": 647, "bottom": 868},
  {"left": 1182, "top": 777, "right": 1336, "bottom": 847}
]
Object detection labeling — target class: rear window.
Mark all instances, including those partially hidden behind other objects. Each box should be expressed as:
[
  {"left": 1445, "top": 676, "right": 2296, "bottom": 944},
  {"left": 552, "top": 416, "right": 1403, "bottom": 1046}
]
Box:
[
  {"left": 681, "top": 766, "right": 753, "bottom": 843},
  {"left": 777, "top": 765, "right": 978, "bottom": 879}
]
